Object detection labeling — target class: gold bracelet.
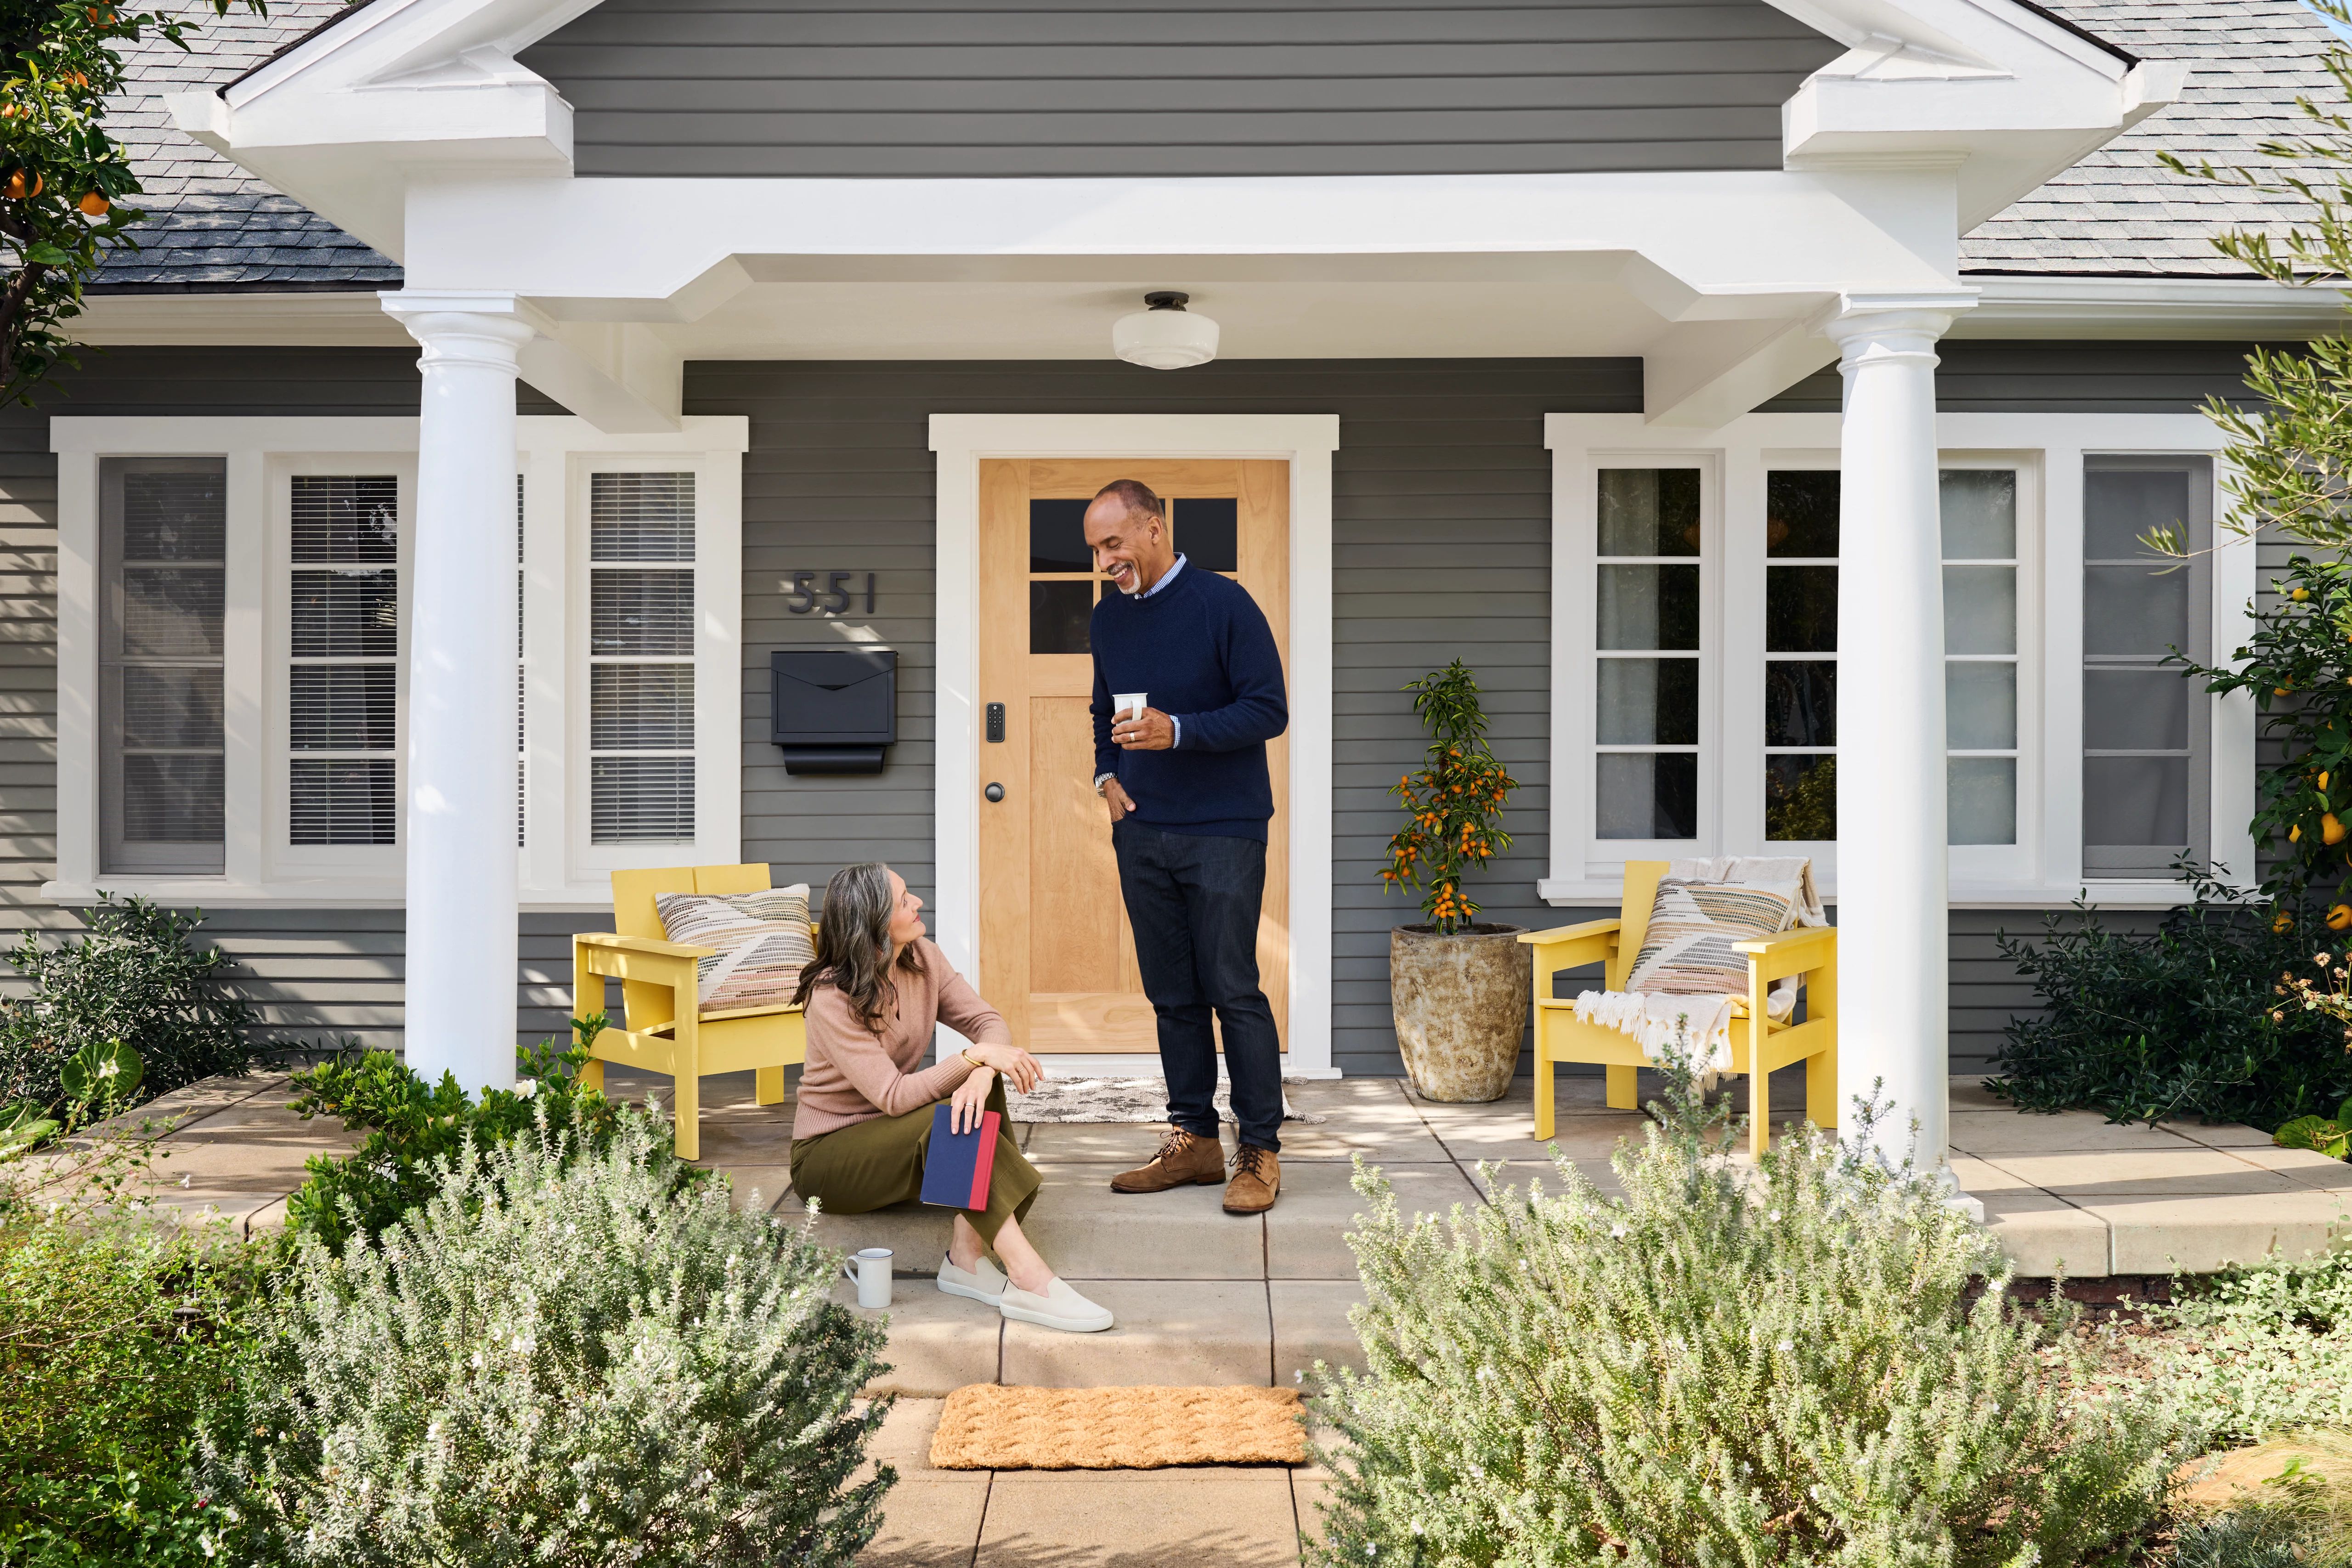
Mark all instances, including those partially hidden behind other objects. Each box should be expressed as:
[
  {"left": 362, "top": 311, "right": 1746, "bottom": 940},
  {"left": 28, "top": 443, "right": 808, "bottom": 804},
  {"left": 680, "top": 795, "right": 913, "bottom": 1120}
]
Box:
[{"left": 961, "top": 1049, "right": 987, "bottom": 1070}]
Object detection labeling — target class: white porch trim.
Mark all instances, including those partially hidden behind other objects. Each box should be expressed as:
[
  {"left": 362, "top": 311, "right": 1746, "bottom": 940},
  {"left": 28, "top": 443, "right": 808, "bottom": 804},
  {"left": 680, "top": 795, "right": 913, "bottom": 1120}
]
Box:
[{"left": 927, "top": 413, "right": 1342, "bottom": 1079}]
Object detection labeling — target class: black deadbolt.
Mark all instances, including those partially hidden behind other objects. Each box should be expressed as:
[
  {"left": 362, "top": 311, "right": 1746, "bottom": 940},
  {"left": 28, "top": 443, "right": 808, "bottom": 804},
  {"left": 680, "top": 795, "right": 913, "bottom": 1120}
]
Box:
[
  {"left": 984, "top": 782, "right": 1005, "bottom": 803},
  {"left": 986, "top": 702, "right": 1006, "bottom": 743}
]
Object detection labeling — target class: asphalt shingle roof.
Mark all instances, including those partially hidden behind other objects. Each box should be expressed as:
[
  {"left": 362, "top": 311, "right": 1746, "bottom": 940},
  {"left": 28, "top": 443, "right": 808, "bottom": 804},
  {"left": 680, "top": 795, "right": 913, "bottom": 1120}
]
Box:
[
  {"left": 73, "top": 0, "right": 2345, "bottom": 292},
  {"left": 92, "top": 0, "right": 398, "bottom": 292},
  {"left": 1963, "top": 0, "right": 2341, "bottom": 277}
]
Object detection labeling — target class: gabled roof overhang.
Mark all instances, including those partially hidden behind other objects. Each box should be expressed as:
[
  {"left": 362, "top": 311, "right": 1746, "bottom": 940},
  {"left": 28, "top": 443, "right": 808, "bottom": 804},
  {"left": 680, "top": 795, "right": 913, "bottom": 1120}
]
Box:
[{"left": 162, "top": 0, "right": 2187, "bottom": 432}]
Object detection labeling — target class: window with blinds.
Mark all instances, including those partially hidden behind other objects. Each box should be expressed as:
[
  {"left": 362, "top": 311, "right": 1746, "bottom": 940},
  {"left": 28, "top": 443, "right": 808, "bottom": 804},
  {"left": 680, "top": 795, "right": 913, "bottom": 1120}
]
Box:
[
  {"left": 588, "top": 472, "right": 695, "bottom": 843},
  {"left": 101, "top": 459, "right": 226, "bottom": 872},
  {"left": 288, "top": 475, "right": 399, "bottom": 846},
  {"left": 2083, "top": 456, "right": 2211, "bottom": 877}
]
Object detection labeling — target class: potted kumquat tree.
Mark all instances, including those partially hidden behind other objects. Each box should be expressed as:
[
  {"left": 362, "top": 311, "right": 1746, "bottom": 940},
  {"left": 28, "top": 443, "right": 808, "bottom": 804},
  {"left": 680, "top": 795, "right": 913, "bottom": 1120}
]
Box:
[{"left": 1382, "top": 659, "right": 1527, "bottom": 1101}]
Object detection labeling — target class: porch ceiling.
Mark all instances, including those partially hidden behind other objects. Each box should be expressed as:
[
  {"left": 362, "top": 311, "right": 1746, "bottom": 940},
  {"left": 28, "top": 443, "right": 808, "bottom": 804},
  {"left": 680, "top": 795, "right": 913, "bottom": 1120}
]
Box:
[{"left": 648, "top": 276, "right": 1747, "bottom": 363}]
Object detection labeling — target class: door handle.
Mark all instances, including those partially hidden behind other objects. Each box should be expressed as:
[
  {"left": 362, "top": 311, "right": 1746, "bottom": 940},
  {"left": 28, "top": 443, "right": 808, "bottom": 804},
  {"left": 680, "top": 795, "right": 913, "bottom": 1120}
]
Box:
[{"left": 984, "top": 782, "right": 1005, "bottom": 803}]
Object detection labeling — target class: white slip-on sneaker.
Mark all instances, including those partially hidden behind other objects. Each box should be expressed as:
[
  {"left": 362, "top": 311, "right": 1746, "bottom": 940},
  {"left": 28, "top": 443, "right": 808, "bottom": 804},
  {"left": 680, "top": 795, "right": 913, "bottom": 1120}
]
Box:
[
  {"left": 938, "top": 1252, "right": 1007, "bottom": 1304},
  {"left": 998, "top": 1277, "right": 1115, "bottom": 1334}
]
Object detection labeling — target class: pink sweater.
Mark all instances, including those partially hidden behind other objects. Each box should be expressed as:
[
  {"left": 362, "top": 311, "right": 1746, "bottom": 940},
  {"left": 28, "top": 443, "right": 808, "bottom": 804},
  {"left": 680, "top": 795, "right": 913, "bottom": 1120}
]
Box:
[{"left": 790, "top": 939, "right": 1011, "bottom": 1139}]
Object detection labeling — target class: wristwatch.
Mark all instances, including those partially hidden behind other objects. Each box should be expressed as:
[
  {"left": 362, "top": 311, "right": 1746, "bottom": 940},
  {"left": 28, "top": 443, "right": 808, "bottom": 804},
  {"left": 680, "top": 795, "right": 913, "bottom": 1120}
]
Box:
[{"left": 1093, "top": 771, "right": 1115, "bottom": 797}]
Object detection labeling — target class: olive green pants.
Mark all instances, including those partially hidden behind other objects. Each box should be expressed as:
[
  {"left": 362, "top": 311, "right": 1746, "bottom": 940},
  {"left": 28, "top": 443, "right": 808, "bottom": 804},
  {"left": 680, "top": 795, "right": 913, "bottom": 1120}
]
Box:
[{"left": 789, "top": 1076, "right": 1040, "bottom": 1245}]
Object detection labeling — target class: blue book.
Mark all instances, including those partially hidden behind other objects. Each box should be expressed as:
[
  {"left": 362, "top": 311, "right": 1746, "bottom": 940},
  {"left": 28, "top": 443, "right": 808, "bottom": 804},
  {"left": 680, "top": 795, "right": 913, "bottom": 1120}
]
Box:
[{"left": 921, "top": 1103, "right": 1001, "bottom": 1210}]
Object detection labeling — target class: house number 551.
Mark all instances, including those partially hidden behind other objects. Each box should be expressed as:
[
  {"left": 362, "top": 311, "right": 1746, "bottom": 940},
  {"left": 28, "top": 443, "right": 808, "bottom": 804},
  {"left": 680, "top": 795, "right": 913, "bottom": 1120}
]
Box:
[{"left": 785, "top": 571, "right": 876, "bottom": 614}]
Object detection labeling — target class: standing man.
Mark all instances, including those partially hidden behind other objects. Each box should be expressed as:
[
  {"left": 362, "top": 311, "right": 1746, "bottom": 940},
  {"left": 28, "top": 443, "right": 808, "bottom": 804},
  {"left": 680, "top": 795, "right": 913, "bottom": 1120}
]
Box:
[{"left": 1083, "top": 478, "right": 1289, "bottom": 1215}]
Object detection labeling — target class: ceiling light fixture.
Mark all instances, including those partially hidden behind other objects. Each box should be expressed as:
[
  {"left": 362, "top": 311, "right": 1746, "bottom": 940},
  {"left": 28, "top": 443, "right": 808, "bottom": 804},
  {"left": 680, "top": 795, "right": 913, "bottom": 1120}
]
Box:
[{"left": 1113, "top": 291, "right": 1219, "bottom": 370}]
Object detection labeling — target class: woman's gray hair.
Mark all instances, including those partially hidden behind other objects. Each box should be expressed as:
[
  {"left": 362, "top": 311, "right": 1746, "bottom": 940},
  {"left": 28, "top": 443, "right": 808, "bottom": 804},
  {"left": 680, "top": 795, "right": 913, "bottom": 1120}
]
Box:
[{"left": 791, "top": 861, "right": 923, "bottom": 1032}]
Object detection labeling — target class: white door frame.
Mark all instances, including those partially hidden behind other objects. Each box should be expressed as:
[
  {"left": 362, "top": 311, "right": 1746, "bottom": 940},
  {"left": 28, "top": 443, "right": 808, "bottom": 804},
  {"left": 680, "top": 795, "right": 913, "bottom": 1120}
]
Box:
[{"left": 928, "top": 413, "right": 1341, "bottom": 1077}]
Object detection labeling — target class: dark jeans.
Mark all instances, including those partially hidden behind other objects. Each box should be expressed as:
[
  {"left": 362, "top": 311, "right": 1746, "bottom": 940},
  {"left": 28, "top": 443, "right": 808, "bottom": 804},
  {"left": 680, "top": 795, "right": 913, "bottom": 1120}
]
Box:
[{"left": 1112, "top": 820, "right": 1283, "bottom": 1153}]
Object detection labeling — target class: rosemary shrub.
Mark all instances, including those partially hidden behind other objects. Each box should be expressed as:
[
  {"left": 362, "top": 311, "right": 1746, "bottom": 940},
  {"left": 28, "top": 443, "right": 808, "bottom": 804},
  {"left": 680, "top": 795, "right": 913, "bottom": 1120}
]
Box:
[
  {"left": 211, "top": 1112, "right": 892, "bottom": 1568},
  {"left": 1308, "top": 1043, "right": 2187, "bottom": 1566}
]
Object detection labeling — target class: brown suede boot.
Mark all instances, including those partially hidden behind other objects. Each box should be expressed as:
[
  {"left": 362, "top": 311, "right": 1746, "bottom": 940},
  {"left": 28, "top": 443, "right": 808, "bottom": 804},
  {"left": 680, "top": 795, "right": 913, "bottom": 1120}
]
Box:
[
  {"left": 1223, "top": 1145, "right": 1281, "bottom": 1215},
  {"left": 1110, "top": 1129, "right": 1226, "bottom": 1193}
]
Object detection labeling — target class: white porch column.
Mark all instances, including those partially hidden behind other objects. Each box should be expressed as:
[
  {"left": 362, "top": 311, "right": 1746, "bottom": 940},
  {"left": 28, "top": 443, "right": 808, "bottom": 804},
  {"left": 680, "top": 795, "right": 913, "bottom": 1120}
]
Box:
[
  {"left": 1826, "top": 295, "right": 1976, "bottom": 1203},
  {"left": 381, "top": 293, "right": 536, "bottom": 1095}
]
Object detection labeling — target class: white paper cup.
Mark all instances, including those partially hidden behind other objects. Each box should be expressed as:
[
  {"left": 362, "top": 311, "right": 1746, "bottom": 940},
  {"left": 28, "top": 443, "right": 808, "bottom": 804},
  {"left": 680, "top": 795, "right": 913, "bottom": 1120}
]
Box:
[
  {"left": 843, "top": 1246, "right": 893, "bottom": 1308},
  {"left": 1114, "top": 692, "right": 1148, "bottom": 723}
]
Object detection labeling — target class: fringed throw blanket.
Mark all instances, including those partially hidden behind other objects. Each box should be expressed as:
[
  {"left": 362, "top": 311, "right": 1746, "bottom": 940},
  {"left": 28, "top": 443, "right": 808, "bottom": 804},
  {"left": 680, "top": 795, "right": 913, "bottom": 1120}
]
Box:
[{"left": 1572, "top": 857, "right": 1826, "bottom": 1071}]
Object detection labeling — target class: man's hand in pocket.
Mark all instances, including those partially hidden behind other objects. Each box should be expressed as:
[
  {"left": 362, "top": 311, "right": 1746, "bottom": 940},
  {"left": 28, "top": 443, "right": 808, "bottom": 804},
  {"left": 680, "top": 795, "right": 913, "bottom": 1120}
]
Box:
[{"left": 1103, "top": 776, "right": 1137, "bottom": 825}]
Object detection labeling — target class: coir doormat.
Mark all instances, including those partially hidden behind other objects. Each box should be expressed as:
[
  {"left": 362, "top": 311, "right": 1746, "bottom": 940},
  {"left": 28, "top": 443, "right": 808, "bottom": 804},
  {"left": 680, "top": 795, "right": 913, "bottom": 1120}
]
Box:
[{"left": 929, "top": 1384, "right": 1307, "bottom": 1470}]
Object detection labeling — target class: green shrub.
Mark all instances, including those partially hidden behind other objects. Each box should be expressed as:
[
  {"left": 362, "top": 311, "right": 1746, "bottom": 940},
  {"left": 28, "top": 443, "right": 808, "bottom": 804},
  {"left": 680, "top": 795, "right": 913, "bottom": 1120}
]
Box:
[
  {"left": 211, "top": 1111, "right": 893, "bottom": 1568},
  {"left": 2143, "top": 1251, "right": 2352, "bottom": 1443},
  {"left": 0, "top": 895, "right": 251, "bottom": 1118},
  {"left": 0, "top": 1184, "right": 262, "bottom": 1566},
  {"left": 1989, "top": 875, "right": 2352, "bottom": 1131},
  {"left": 283, "top": 1019, "right": 639, "bottom": 1255},
  {"left": 1307, "top": 1048, "right": 2188, "bottom": 1567}
]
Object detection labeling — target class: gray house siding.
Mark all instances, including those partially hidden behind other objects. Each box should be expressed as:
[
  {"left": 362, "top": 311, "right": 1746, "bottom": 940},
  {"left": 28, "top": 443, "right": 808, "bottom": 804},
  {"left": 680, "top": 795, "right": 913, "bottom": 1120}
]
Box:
[
  {"left": 0, "top": 338, "right": 2274, "bottom": 1076},
  {"left": 518, "top": 0, "right": 1846, "bottom": 180},
  {"left": 695, "top": 357, "right": 1635, "bottom": 1079}
]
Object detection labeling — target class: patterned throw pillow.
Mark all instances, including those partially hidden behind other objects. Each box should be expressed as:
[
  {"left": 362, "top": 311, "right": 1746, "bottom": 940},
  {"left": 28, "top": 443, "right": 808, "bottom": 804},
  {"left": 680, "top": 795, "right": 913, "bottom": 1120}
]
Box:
[
  {"left": 654, "top": 884, "right": 816, "bottom": 1013},
  {"left": 1621, "top": 877, "right": 1801, "bottom": 998}
]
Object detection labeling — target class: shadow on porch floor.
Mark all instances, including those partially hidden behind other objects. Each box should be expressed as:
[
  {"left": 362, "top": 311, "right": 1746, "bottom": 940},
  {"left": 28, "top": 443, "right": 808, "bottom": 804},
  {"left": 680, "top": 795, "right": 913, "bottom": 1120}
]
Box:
[{"left": 96, "top": 1064, "right": 2352, "bottom": 1397}]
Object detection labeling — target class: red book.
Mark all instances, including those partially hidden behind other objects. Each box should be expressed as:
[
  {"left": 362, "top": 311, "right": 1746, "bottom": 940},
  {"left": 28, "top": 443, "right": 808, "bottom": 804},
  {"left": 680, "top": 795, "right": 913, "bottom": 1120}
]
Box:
[{"left": 922, "top": 1104, "right": 1000, "bottom": 1211}]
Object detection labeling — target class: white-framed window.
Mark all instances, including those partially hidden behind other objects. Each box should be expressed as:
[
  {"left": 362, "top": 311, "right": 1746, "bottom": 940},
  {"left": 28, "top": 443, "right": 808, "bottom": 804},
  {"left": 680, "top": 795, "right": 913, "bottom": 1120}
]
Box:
[
  {"left": 1589, "top": 463, "right": 1711, "bottom": 846},
  {"left": 272, "top": 459, "right": 411, "bottom": 875},
  {"left": 98, "top": 458, "right": 227, "bottom": 875},
  {"left": 52, "top": 415, "right": 748, "bottom": 908},
  {"left": 1544, "top": 412, "right": 2251, "bottom": 911}
]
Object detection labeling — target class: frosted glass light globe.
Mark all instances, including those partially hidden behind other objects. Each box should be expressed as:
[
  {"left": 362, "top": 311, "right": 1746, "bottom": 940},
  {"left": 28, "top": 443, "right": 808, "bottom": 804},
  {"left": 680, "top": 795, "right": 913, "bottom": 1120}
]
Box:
[{"left": 1113, "top": 299, "right": 1219, "bottom": 370}]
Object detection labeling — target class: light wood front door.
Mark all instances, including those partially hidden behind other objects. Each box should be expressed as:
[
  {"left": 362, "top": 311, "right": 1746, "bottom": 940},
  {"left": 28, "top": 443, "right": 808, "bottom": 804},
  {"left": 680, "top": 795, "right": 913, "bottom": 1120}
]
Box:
[{"left": 977, "top": 459, "right": 1290, "bottom": 1054}]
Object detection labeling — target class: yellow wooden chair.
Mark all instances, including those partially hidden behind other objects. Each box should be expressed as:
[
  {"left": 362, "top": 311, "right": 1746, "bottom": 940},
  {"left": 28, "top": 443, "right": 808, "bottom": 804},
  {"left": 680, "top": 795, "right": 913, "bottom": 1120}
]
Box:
[
  {"left": 571, "top": 864, "right": 809, "bottom": 1161},
  {"left": 1516, "top": 860, "right": 1837, "bottom": 1155}
]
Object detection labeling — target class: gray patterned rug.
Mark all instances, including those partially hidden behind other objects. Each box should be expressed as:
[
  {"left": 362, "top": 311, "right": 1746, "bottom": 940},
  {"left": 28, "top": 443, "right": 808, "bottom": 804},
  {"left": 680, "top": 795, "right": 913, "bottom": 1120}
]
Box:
[{"left": 1006, "top": 1076, "right": 1327, "bottom": 1125}]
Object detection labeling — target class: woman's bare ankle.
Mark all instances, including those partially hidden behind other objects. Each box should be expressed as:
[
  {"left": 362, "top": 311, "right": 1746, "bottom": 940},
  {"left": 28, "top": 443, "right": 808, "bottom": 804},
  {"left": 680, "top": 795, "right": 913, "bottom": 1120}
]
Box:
[
  {"left": 1006, "top": 1262, "right": 1055, "bottom": 1295},
  {"left": 946, "top": 1220, "right": 986, "bottom": 1272}
]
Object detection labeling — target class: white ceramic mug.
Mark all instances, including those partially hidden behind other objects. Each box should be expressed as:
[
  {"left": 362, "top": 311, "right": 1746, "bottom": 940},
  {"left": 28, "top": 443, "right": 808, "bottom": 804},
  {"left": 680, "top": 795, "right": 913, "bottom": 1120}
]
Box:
[
  {"left": 843, "top": 1247, "right": 893, "bottom": 1309},
  {"left": 1114, "top": 691, "right": 1148, "bottom": 725}
]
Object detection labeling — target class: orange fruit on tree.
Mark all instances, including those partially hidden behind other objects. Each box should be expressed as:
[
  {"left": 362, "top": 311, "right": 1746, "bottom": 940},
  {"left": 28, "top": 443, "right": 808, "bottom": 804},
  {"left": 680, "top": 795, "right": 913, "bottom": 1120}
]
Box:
[
  {"left": 2276, "top": 911, "right": 2296, "bottom": 934},
  {"left": 77, "top": 191, "right": 106, "bottom": 216},
  {"left": 2329, "top": 904, "right": 2351, "bottom": 932},
  {"left": 2294, "top": 824, "right": 2305, "bottom": 843},
  {"left": 2328, "top": 814, "right": 2348, "bottom": 847},
  {"left": 4, "top": 169, "right": 40, "bottom": 200}
]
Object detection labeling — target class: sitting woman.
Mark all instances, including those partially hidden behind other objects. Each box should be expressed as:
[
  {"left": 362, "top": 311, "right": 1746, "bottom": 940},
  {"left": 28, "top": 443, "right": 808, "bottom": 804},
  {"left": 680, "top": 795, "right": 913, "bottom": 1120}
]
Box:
[{"left": 788, "top": 861, "right": 1112, "bottom": 1334}]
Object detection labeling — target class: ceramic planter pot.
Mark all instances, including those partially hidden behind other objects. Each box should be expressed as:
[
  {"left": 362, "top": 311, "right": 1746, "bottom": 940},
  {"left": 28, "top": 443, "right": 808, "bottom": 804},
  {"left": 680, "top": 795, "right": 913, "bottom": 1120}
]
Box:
[{"left": 1390, "top": 923, "right": 1531, "bottom": 1102}]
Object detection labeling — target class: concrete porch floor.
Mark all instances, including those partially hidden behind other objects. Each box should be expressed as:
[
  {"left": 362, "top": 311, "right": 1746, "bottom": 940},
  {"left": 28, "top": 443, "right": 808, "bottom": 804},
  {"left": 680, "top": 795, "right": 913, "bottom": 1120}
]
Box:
[
  {"left": 64, "top": 1065, "right": 2352, "bottom": 1565},
  {"left": 91, "top": 1064, "right": 2352, "bottom": 1381}
]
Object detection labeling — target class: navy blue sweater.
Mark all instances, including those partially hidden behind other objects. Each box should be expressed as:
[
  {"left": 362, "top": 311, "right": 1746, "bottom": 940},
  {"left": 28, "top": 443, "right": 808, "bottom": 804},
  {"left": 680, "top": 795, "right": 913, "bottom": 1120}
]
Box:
[{"left": 1089, "top": 565, "right": 1288, "bottom": 841}]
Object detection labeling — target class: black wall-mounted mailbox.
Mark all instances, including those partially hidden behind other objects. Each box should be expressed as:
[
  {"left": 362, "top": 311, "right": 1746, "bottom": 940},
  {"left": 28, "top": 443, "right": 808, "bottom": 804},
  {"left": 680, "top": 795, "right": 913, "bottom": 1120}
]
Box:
[{"left": 771, "top": 647, "right": 896, "bottom": 775}]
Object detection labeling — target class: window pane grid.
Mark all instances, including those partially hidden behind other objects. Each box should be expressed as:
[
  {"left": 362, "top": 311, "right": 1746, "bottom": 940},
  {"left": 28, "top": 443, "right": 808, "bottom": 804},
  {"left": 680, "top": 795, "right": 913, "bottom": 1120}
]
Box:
[
  {"left": 1942, "top": 470, "right": 2019, "bottom": 846},
  {"left": 1594, "top": 469, "right": 1700, "bottom": 841},
  {"left": 288, "top": 475, "right": 399, "bottom": 847},
  {"left": 2082, "top": 460, "right": 2209, "bottom": 874},
  {"left": 104, "top": 461, "right": 227, "bottom": 869},
  {"left": 589, "top": 472, "right": 695, "bottom": 844},
  {"left": 1764, "top": 470, "right": 1838, "bottom": 841}
]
